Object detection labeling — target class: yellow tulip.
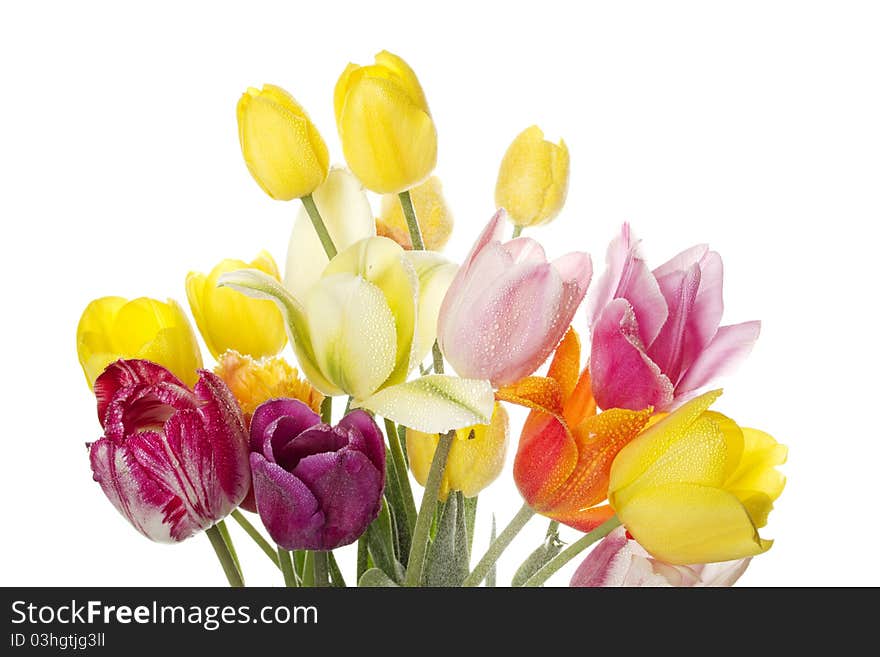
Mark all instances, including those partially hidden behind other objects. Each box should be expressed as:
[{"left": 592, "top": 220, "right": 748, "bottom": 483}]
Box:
[
  {"left": 608, "top": 390, "right": 787, "bottom": 565},
  {"left": 495, "top": 125, "right": 570, "bottom": 228},
  {"left": 237, "top": 84, "right": 330, "bottom": 200},
  {"left": 186, "top": 251, "right": 287, "bottom": 360},
  {"left": 334, "top": 50, "right": 437, "bottom": 194},
  {"left": 214, "top": 350, "right": 323, "bottom": 424},
  {"left": 76, "top": 296, "right": 202, "bottom": 388},
  {"left": 407, "top": 403, "right": 509, "bottom": 501},
  {"left": 377, "top": 176, "right": 454, "bottom": 250}
]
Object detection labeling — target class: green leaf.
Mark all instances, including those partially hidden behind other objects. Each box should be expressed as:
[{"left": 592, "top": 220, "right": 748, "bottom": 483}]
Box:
[
  {"left": 358, "top": 568, "right": 400, "bottom": 587},
  {"left": 424, "top": 492, "right": 470, "bottom": 586},
  {"left": 463, "top": 495, "right": 478, "bottom": 556},
  {"left": 366, "top": 498, "right": 405, "bottom": 583},
  {"left": 327, "top": 551, "right": 347, "bottom": 588},
  {"left": 512, "top": 521, "right": 565, "bottom": 587},
  {"left": 486, "top": 515, "right": 497, "bottom": 588},
  {"left": 354, "top": 375, "right": 494, "bottom": 433}
]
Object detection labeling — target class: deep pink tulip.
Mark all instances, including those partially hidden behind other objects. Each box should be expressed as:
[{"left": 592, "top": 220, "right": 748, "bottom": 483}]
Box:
[
  {"left": 587, "top": 224, "right": 760, "bottom": 411},
  {"left": 570, "top": 527, "right": 750, "bottom": 587},
  {"left": 89, "top": 360, "right": 250, "bottom": 542},
  {"left": 249, "top": 400, "right": 385, "bottom": 551},
  {"left": 438, "top": 210, "right": 592, "bottom": 387}
]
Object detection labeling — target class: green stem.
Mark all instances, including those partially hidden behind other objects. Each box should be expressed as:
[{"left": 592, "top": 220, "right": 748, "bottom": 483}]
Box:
[
  {"left": 512, "top": 224, "right": 524, "bottom": 238},
  {"left": 327, "top": 551, "right": 346, "bottom": 587},
  {"left": 385, "top": 418, "right": 417, "bottom": 532},
  {"left": 462, "top": 504, "right": 535, "bottom": 587},
  {"left": 301, "top": 194, "right": 337, "bottom": 260},
  {"left": 522, "top": 515, "right": 622, "bottom": 587},
  {"left": 278, "top": 547, "right": 298, "bottom": 587},
  {"left": 432, "top": 341, "right": 444, "bottom": 375},
  {"left": 404, "top": 430, "right": 454, "bottom": 586},
  {"left": 301, "top": 551, "right": 316, "bottom": 587},
  {"left": 215, "top": 519, "right": 242, "bottom": 581},
  {"left": 230, "top": 510, "right": 279, "bottom": 568},
  {"left": 344, "top": 396, "right": 353, "bottom": 415},
  {"left": 206, "top": 525, "right": 244, "bottom": 587},
  {"left": 357, "top": 535, "right": 369, "bottom": 582},
  {"left": 321, "top": 396, "right": 333, "bottom": 424},
  {"left": 314, "top": 551, "right": 330, "bottom": 588},
  {"left": 398, "top": 190, "right": 425, "bottom": 250}
]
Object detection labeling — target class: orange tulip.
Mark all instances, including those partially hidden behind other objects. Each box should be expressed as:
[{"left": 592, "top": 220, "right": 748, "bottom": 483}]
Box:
[{"left": 506, "top": 328, "right": 652, "bottom": 531}]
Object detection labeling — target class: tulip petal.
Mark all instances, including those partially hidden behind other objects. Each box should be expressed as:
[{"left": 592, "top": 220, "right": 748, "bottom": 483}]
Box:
[
  {"left": 676, "top": 321, "right": 761, "bottom": 395},
  {"left": 496, "top": 376, "right": 564, "bottom": 417},
  {"left": 218, "top": 268, "right": 343, "bottom": 395},
  {"left": 284, "top": 168, "right": 376, "bottom": 301},
  {"left": 725, "top": 427, "right": 788, "bottom": 503},
  {"left": 355, "top": 375, "right": 495, "bottom": 433},
  {"left": 95, "top": 359, "right": 188, "bottom": 425},
  {"left": 590, "top": 298, "right": 674, "bottom": 411},
  {"left": 608, "top": 389, "right": 723, "bottom": 496},
  {"left": 586, "top": 224, "right": 668, "bottom": 345},
  {"left": 618, "top": 483, "right": 771, "bottom": 565},
  {"left": 680, "top": 250, "right": 725, "bottom": 376},
  {"left": 323, "top": 237, "right": 418, "bottom": 387},
  {"left": 405, "top": 251, "right": 458, "bottom": 365},
  {"left": 546, "top": 327, "right": 581, "bottom": 399},
  {"left": 337, "top": 409, "right": 387, "bottom": 473},
  {"left": 445, "top": 404, "right": 510, "bottom": 498},
  {"left": 250, "top": 399, "right": 321, "bottom": 454},
  {"left": 550, "top": 504, "right": 617, "bottom": 533},
  {"left": 293, "top": 450, "right": 384, "bottom": 549},
  {"left": 306, "top": 273, "right": 398, "bottom": 400},
  {"left": 649, "top": 264, "right": 701, "bottom": 383},
  {"left": 697, "top": 558, "right": 751, "bottom": 587},
  {"left": 250, "top": 453, "right": 325, "bottom": 550},
  {"left": 570, "top": 526, "right": 631, "bottom": 587},
  {"left": 514, "top": 414, "right": 578, "bottom": 509}
]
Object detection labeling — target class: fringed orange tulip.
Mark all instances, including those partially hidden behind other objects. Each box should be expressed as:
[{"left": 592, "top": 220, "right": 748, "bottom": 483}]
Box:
[{"left": 507, "top": 328, "right": 652, "bottom": 531}]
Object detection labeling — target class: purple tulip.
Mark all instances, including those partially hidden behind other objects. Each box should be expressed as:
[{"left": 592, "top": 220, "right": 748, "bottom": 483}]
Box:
[
  {"left": 89, "top": 359, "right": 250, "bottom": 542},
  {"left": 438, "top": 210, "right": 592, "bottom": 387},
  {"left": 248, "top": 399, "right": 385, "bottom": 550},
  {"left": 587, "top": 224, "right": 761, "bottom": 411}
]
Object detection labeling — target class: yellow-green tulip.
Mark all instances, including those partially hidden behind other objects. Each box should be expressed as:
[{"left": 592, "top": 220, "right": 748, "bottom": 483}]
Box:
[
  {"left": 407, "top": 403, "right": 509, "bottom": 500},
  {"left": 76, "top": 296, "right": 203, "bottom": 388},
  {"left": 377, "top": 176, "right": 454, "bottom": 250},
  {"left": 495, "top": 125, "right": 569, "bottom": 228},
  {"left": 334, "top": 51, "right": 437, "bottom": 194},
  {"left": 237, "top": 84, "right": 330, "bottom": 200},
  {"left": 608, "top": 390, "right": 787, "bottom": 565},
  {"left": 186, "top": 251, "right": 287, "bottom": 360}
]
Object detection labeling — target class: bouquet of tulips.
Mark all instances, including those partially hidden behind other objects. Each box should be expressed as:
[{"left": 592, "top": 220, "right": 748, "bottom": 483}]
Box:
[{"left": 76, "top": 50, "right": 786, "bottom": 588}]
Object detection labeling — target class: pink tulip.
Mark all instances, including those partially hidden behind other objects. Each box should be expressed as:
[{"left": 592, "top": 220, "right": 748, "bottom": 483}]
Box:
[
  {"left": 570, "top": 527, "right": 750, "bottom": 587},
  {"left": 438, "top": 210, "right": 592, "bottom": 387},
  {"left": 587, "top": 224, "right": 760, "bottom": 411},
  {"left": 89, "top": 359, "right": 250, "bottom": 543}
]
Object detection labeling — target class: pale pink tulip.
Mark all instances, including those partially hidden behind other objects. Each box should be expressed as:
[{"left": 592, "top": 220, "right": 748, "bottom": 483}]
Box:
[
  {"left": 570, "top": 527, "right": 750, "bottom": 587},
  {"left": 587, "top": 224, "right": 760, "bottom": 411},
  {"left": 438, "top": 210, "right": 592, "bottom": 387}
]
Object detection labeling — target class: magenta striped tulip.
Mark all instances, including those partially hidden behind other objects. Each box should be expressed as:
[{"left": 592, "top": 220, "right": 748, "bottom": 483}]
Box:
[
  {"left": 438, "top": 210, "right": 592, "bottom": 387},
  {"left": 89, "top": 360, "right": 250, "bottom": 542},
  {"left": 587, "top": 224, "right": 761, "bottom": 411},
  {"left": 570, "top": 527, "right": 750, "bottom": 587},
  {"left": 249, "top": 400, "right": 385, "bottom": 551}
]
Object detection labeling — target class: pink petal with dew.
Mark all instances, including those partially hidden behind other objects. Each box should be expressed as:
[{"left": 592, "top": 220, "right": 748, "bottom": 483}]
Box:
[
  {"left": 586, "top": 224, "right": 667, "bottom": 346},
  {"left": 440, "top": 209, "right": 507, "bottom": 318},
  {"left": 570, "top": 526, "right": 630, "bottom": 586},
  {"left": 676, "top": 320, "right": 761, "bottom": 395},
  {"left": 652, "top": 243, "right": 709, "bottom": 278},
  {"left": 502, "top": 236, "right": 548, "bottom": 265},
  {"left": 679, "top": 250, "right": 725, "bottom": 378},
  {"left": 648, "top": 263, "right": 701, "bottom": 384},
  {"left": 590, "top": 299, "right": 674, "bottom": 411}
]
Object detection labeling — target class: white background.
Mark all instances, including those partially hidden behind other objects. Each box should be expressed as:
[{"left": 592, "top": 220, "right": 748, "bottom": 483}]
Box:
[{"left": 1, "top": 0, "right": 878, "bottom": 587}]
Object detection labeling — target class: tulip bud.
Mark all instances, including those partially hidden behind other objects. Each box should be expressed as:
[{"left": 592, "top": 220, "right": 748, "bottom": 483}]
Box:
[
  {"left": 89, "top": 360, "right": 250, "bottom": 542},
  {"left": 495, "top": 126, "right": 569, "bottom": 228},
  {"left": 608, "top": 390, "right": 787, "bottom": 565},
  {"left": 334, "top": 50, "right": 437, "bottom": 193},
  {"left": 377, "top": 176, "right": 454, "bottom": 251},
  {"left": 237, "top": 84, "right": 330, "bottom": 200},
  {"left": 76, "top": 296, "right": 202, "bottom": 388},
  {"left": 186, "top": 251, "right": 287, "bottom": 360},
  {"left": 248, "top": 399, "right": 385, "bottom": 550},
  {"left": 407, "top": 403, "right": 509, "bottom": 501}
]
